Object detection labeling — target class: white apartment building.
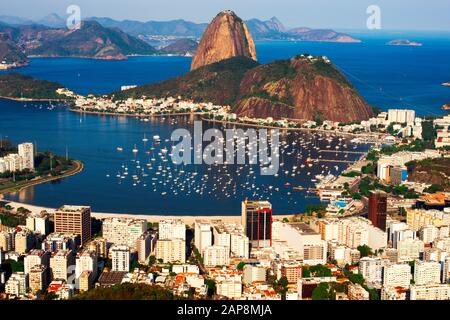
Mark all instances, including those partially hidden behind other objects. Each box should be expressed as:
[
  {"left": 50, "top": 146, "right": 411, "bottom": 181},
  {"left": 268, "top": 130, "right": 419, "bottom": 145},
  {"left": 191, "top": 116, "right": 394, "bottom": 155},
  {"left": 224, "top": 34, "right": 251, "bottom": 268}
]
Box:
[
  {"left": 383, "top": 264, "right": 412, "bottom": 287},
  {"left": 18, "top": 142, "right": 34, "bottom": 170},
  {"left": 5, "top": 272, "right": 28, "bottom": 297},
  {"left": 397, "top": 238, "right": 425, "bottom": 262},
  {"left": 243, "top": 265, "right": 267, "bottom": 285},
  {"left": 50, "top": 250, "right": 74, "bottom": 282},
  {"left": 102, "top": 218, "right": 147, "bottom": 249},
  {"left": 203, "top": 245, "right": 230, "bottom": 267},
  {"left": 273, "top": 222, "right": 327, "bottom": 265},
  {"left": 75, "top": 250, "right": 98, "bottom": 279},
  {"left": 392, "top": 229, "right": 416, "bottom": 249},
  {"left": 26, "top": 212, "right": 50, "bottom": 235},
  {"left": 330, "top": 245, "right": 355, "bottom": 266},
  {"left": 216, "top": 279, "right": 242, "bottom": 299},
  {"left": 419, "top": 225, "right": 440, "bottom": 244},
  {"left": 0, "top": 142, "right": 35, "bottom": 174},
  {"left": 359, "top": 257, "right": 385, "bottom": 283},
  {"left": 24, "top": 249, "right": 50, "bottom": 275},
  {"left": 317, "top": 217, "right": 386, "bottom": 250},
  {"left": 172, "top": 264, "right": 200, "bottom": 274},
  {"left": 387, "top": 109, "right": 416, "bottom": 125},
  {"left": 212, "top": 222, "right": 249, "bottom": 258},
  {"left": 410, "top": 284, "right": 450, "bottom": 300},
  {"left": 414, "top": 260, "right": 441, "bottom": 286},
  {"left": 111, "top": 245, "right": 130, "bottom": 272},
  {"left": 195, "top": 221, "right": 212, "bottom": 252},
  {"left": 230, "top": 233, "right": 250, "bottom": 258},
  {"left": 155, "top": 239, "right": 186, "bottom": 263},
  {"left": 159, "top": 220, "right": 186, "bottom": 240}
]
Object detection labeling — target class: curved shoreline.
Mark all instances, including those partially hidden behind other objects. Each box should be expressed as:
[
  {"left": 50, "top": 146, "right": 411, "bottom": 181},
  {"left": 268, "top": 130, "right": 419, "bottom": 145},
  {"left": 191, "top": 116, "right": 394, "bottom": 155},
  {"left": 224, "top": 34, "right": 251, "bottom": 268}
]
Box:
[
  {"left": 202, "top": 117, "right": 384, "bottom": 139},
  {"left": 69, "top": 109, "right": 384, "bottom": 140},
  {"left": 70, "top": 108, "right": 207, "bottom": 118},
  {"left": 0, "top": 160, "right": 84, "bottom": 195},
  {"left": 0, "top": 96, "right": 72, "bottom": 102}
]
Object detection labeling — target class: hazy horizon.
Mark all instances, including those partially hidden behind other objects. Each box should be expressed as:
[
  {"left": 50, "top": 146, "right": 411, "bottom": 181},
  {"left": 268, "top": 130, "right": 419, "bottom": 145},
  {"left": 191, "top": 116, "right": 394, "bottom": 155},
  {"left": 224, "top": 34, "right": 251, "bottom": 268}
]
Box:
[{"left": 0, "top": 0, "right": 449, "bottom": 31}]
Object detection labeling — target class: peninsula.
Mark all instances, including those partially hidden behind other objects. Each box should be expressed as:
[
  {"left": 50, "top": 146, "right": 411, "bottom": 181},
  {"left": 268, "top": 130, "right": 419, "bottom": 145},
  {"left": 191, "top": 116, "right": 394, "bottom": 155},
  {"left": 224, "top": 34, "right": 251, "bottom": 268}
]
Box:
[{"left": 0, "top": 73, "right": 72, "bottom": 101}]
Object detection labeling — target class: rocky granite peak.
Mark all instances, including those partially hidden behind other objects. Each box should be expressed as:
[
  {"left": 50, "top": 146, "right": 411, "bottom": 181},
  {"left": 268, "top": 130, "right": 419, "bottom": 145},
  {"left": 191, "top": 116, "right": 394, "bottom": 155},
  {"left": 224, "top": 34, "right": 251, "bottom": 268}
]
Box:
[{"left": 190, "top": 10, "right": 257, "bottom": 71}]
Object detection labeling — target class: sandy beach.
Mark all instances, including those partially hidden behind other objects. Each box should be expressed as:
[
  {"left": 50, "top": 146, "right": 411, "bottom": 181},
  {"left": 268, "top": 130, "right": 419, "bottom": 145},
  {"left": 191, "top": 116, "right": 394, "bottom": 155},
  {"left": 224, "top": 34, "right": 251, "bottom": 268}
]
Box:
[{"left": 1, "top": 199, "right": 293, "bottom": 225}]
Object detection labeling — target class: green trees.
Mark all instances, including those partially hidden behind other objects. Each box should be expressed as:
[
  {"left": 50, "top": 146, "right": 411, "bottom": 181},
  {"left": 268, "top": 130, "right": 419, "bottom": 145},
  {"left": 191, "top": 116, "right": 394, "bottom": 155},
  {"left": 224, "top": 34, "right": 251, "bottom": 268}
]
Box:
[
  {"left": 148, "top": 255, "right": 157, "bottom": 266},
  {"left": 205, "top": 279, "right": 216, "bottom": 297},
  {"left": 236, "top": 262, "right": 246, "bottom": 271},
  {"left": 1, "top": 259, "right": 25, "bottom": 274},
  {"left": 357, "top": 245, "right": 373, "bottom": 258},
  {"left": 72, "top": 283, "right": 178, "bottom": 300},
  {"left": 305, "top": 204, "right": 327, "bottom": 215},
  {"left": 302, "top": 265, "right": 332, "bottom": 278},
  {"left": 311, "top": 283, "right": 335, "bottom": 300},
  {"left": 341, "top": 171, "right": 362, "bottom": 178},
  {"left": 348, "top": 273, "right": 364, "bottom": 285},
  {"left": 424, "top": 184, "right": 444, "bottom": 193},
  {"left": 0, "top": 211, "right": 26, "bottom": 228},
  {"left": 267, "top": 276, "right": 289, "bottom": 299}
]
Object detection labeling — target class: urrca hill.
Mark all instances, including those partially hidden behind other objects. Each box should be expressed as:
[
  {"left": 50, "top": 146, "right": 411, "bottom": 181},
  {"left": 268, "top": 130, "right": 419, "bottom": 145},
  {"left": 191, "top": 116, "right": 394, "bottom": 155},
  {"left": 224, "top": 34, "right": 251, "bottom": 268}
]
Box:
[{"left": 117, "top": 11, "right": 373, "bottom": 123}]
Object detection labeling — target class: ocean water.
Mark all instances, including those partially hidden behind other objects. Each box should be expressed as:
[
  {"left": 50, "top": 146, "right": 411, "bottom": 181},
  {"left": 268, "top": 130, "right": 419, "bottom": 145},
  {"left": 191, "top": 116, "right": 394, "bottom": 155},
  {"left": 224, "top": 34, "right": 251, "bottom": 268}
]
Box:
[{"left": 0, "top": 32, "right": 449, "bottom": 215}]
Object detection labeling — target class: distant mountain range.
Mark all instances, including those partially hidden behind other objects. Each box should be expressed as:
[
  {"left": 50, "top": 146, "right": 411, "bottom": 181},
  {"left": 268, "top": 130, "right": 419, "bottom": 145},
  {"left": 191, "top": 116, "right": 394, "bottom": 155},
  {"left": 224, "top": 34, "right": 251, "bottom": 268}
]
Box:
[
  {"left": 0, "top": 21, "right": 157, "bottom": 61},
  {"left": 0, "top": 13, "right": 361, "bottom": 69},
  {"left": 0, "top": 14, "right": 361, "bottom": 42}
]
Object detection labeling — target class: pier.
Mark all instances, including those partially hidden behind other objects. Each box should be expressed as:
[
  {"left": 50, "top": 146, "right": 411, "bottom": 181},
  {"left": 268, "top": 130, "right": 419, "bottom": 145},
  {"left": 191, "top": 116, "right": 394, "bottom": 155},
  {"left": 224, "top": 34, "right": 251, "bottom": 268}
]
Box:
[
  {"left": 312, "top": 158, "right": 355, "bottom": 164},
  {"left": 318, "top": 150, "right": 366, "bottom": 155}
]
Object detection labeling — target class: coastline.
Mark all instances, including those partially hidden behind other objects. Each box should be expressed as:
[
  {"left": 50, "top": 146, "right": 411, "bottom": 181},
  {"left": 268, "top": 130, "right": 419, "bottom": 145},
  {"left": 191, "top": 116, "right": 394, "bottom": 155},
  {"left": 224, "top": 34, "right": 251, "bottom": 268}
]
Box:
[
  {"left": 69, "top": 109, "right": 384, "bottom": 140},
  {"left": 0, "top": 96, "right": 72, "bottom": 103},
  {"left": 0, "top": 160, "right": 84, "bottom": 195},
  {"left": 70, "top": 108, "right": 208, "bottom": 118},
  {"left": 202, "top": 117, "right": 384, "bottom": 139},
  {"left": 0, "top": 199, "right": 293, "bottom": 224}
]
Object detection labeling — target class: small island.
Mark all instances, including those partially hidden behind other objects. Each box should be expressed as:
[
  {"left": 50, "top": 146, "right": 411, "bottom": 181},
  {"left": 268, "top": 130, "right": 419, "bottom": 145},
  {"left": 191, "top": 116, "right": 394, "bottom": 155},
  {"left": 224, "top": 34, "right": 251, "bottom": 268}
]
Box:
[
  {"left": 0, "top": 73, "right": 74, "bottom": 101},
  {"left": 442, "top": 103, "right": 450, "bottom": 111},
  {"left": 387, "top": 39, "right": 423, "bottom": 47}
]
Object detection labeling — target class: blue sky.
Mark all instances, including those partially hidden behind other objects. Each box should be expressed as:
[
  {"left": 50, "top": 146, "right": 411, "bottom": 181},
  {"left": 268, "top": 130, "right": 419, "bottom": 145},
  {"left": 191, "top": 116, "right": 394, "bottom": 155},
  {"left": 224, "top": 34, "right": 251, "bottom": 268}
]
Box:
[{"left": 1, "top": 0, "right": 449, "bottom": 31}]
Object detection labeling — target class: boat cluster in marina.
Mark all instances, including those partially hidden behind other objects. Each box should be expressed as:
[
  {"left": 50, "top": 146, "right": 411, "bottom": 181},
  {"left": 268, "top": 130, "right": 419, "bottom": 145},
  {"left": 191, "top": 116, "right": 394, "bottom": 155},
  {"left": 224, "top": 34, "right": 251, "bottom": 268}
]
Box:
[{"left": 107, "top": 121, "right": 371, "bottom": 208}]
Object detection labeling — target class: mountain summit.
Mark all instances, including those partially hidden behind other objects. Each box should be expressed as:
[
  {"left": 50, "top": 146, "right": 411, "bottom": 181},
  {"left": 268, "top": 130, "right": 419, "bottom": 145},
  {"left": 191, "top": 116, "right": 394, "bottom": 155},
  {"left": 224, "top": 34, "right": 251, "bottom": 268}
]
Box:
[{"left": 190, "top": 10, "right": 257, "bottom": 71}]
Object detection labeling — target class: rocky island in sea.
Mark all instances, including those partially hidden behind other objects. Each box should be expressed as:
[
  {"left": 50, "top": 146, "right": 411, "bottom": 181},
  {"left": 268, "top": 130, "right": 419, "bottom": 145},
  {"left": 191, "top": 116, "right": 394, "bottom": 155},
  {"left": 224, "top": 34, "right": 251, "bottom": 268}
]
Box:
[{"left": 387, "top": 39, "right": 423, "bottom": 47}]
